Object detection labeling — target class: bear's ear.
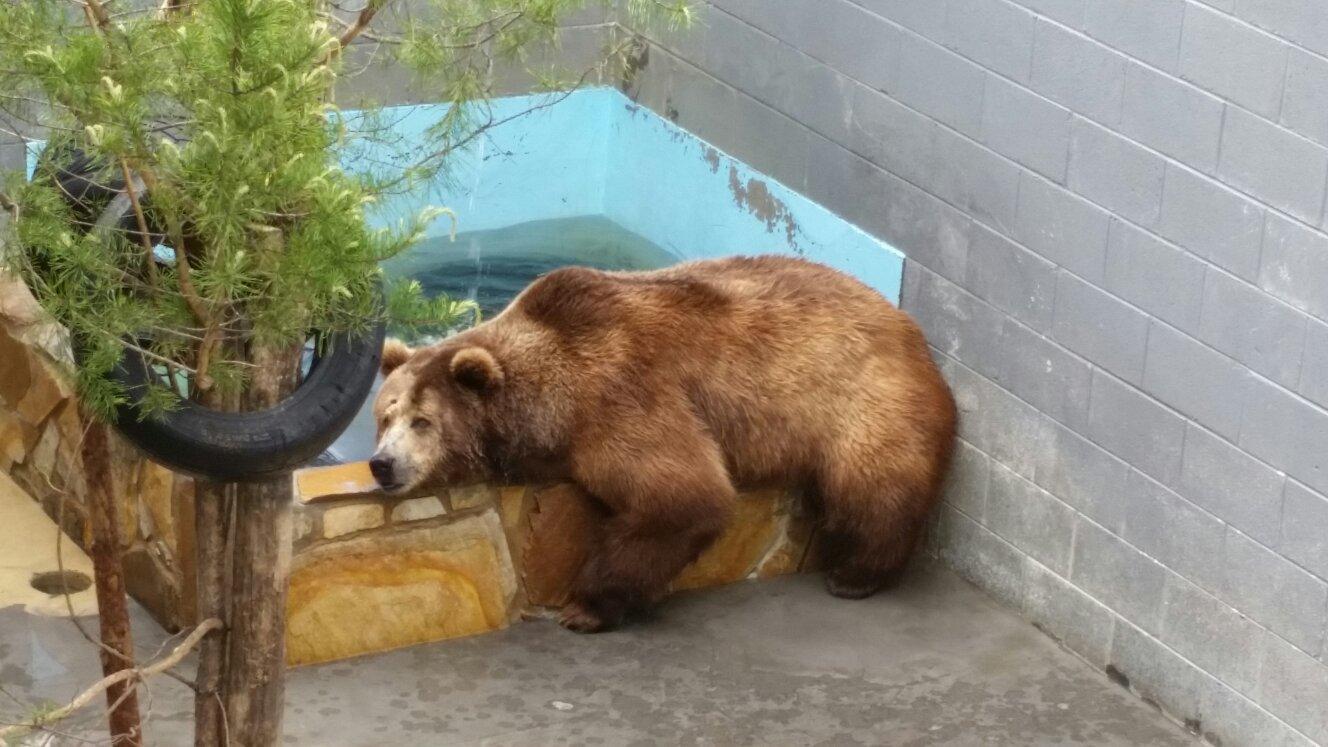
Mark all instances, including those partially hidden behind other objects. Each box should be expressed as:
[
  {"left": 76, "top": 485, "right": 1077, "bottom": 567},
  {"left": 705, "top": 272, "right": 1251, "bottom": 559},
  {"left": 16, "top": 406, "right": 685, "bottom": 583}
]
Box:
[
  {"left": 450, "top": 346, "right": 504, "bottom": 393},
  {"left": 380, "top": 339, "right": 415, "bottom": 377}
]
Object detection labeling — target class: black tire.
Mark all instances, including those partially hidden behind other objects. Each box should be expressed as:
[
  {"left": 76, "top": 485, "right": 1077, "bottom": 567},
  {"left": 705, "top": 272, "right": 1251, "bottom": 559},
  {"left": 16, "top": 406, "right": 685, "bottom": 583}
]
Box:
[
  {"left": 44, "top": 145, "right": 385, "bottom": 481},
  {"left": 105, "top": 325, "right": 384, "bottom": 482}
]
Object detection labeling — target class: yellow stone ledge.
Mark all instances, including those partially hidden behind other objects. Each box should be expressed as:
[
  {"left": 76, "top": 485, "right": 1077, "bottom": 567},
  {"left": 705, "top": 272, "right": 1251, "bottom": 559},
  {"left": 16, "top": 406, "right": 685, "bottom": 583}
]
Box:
[{"left": 285, "top": 461, "right": 820, "bottom": 666}]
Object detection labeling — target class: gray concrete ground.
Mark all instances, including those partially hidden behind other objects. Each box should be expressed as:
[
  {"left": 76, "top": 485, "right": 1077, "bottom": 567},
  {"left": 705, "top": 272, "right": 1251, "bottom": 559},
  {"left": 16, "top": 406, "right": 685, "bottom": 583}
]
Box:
[{"left": 1, "top": 561, "right": 1195, "bottom": 746}]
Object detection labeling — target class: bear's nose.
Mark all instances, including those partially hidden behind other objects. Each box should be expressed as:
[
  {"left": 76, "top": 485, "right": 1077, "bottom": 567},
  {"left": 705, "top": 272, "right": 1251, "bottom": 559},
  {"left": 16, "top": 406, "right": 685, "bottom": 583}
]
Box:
[{"left": 368, "top": 455, "right": 395, "bottom": 486}]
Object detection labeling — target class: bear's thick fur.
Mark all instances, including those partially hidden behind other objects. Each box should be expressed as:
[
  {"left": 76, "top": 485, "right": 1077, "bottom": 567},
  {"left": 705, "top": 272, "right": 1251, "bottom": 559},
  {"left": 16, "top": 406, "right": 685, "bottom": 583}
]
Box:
[{"left": 371, "top": 256, "right": 956, "bottom": 632}]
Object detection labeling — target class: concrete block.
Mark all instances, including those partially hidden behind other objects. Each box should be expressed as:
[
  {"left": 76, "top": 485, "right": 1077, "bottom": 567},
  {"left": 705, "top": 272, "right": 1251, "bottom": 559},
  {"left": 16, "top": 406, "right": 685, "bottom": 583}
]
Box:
[
  {"left": 925, "top": 125, "right": 1021, "bottom": 234},
  {"left": 1108, "top": 622, "right": 1206, "bottom": 726},
  {"left": 1022, "top": 561, "right": 1115, "bottom": 667},
  {"left": 1240, "top": 375, "right": 1328, "bottom": 496},
  {"left": 1087, "top": 369, "right": 1187, "bottom": 485},
  {"left": 1103, "top": 217, "right": 1207, "bottom": 335},
  {"left": 849, "top": 0, "right": 948, "bottom": 39},
  {"left": 1281, "top": 48, "right": 1328, "bottom": 149},
  {"left": 1052, "top": 271, "right": 1150, "bottom": 384},
  {"left": 1218, "top": 106, "right": 1328, "bottom": 225},
  {"left": 1034, "top": 422, "right": 1131, "bottom": 533},
  {"left": 709, "top": 0, "right": 901, "bottom": 95},
  {"left": 806, "top": 139, "right": 974, "bottom": 286},
  {"left": 1300, "top": 319, "right": 1328, "bottom": 408},
  {"left": 935, "top": 504, "right": 1028, "bottom": 609},
  {"left": 676, "top": 6, "right": 857, "bottom": 147},
  {"left": 1029, "top": 18, "right": 1127, "bottom": 125},
  {"left": 941, "top": 438, "right": 991, "bottom": 522},
  {"left": 986, "top": 463, "right": 1075, "bottom": 575},
  {"left": 963, "top": 221, "right": 1058, "bottom": 331},
  {"left": 1221, "top": 527, "right": 1328, "bottom": 655},
  {"left": 1118, "top": 61, "right": 1224, "bottom": 173},
  {"left": 846, "top": 82, "right": 935, "bottom": 187},
  {"left": 939, "top": 354, "right": 1055, "bottom": 481},
  {"left": 1179, "top": 3, "right": 1290, "bottom": 118},
  {"left": 1256, "top": 631, "right": 1328, "bottom": 744},
  {"left": 1281, "top": 480, "right": 1328, "bottom": 581},
  {"left": 1199, "top": 269, "right": 1308, "bottom": 390},
  {"left": 1179, "top": 423, "right": 1286, "bottom": 549},
  {"left": 1084, "top": 0, "right": 1185, "bottom": 72},
  {"left": 1068, "top": 118, "right": 1166, "bottom": 227},
  {"left": 1111, "top": 620, "right": 1314, "bottom": 747},
  {"left": 987, "top": 314, "right": 1095, "bottom": 430},
  {"left": 1260, "top": 213, "right": 1328, "bottom": 322},
  {"left": 979, "top": 73, "right": 1073, "bottom": 182},
  {"left": 1157, "top": 164, "right": 1265, "bottom": 282},
  {"left": 1233, "top": 0, "right": 1328, "bottom": 59},
  {"left": 943, "top": 0, "right": 1037, "bottom": 82},
  {"left": 892, "top": 32, "right": 987, "bottom": 138},
  {"left": 1006, "top": 0, "right": 1084, "bottom": 25},
  {"left": 1072, "top": 519, "right": 1169, "bottom": 632},
  {"left": 923, "top": 279, "right": 1092, "bottom": 434},
  {"left": 1014, "top": 172, "right": 1112, "bottom": 282},
  {"left": 1201, "top": 683, "right": 1320, "bottom": 747},
  {"left": 653, "top": 49, "right": 814, "bottom": 192},
  {"left": 904, "top": 264, "right": 1004, "bottom": 373},
  {"left": 1121, "top": 469, "right": 1226, "bottom": 593},
  {"left": 1142, "top": 321, "right": 1251, "bottom": 441},
  {"left": 1159, "top": 573, "right": 1265, "bottom": 695}
]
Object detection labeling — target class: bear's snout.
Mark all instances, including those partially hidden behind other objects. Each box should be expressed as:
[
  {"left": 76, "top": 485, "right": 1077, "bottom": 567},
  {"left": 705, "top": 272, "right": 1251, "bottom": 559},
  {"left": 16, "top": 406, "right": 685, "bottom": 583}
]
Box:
[{"left": 368, "top": 454, "right": 398, "bottom": 489}]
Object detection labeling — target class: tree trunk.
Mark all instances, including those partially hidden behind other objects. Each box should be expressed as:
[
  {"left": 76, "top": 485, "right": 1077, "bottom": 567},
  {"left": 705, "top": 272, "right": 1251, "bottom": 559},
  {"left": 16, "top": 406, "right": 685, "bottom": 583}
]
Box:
[
  {"left": 192, "top": 340, "right": 299, "bottom": 747},
  {"left": 82, "top": 419, "right": 144, "bottom": 747},
  {"left": 191, "top": 478, "right": 230, "bottom": 747}
]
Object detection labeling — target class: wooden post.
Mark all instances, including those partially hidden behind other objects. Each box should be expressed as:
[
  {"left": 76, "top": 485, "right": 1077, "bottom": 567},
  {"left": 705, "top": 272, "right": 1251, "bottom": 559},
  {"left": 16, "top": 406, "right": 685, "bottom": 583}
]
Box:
[
  {"left": 220, "top": 340, "right": 297, "bottom": 745},
  {"left": 82, "top": 419, "right": 144, "bottom": 747},
  {"left": 191, "top": 365, "right": 296, "bottom": 747}
]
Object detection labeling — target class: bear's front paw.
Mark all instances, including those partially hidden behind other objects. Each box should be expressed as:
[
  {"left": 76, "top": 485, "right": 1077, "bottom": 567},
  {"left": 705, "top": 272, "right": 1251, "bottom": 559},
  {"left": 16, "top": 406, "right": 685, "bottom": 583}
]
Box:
[{"left": 558, "top": 601, "right": 609, "bottom": 634}]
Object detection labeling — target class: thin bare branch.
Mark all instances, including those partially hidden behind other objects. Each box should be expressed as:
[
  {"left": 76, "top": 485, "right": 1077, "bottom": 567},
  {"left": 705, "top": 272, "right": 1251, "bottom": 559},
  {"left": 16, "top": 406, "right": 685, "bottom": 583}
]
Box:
[{"left": 0, "top": 618, "right": 222, "bottom": 743}]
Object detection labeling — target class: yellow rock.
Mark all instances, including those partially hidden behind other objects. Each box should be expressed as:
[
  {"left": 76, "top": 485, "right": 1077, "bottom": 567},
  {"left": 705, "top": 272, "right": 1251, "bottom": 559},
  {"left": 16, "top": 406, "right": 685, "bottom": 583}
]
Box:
[
  {"left": 672, "top": 489, "right": 785, "bottom": 592},
  {"left": 0, "top": 409, "right": 26, "bottom": 468},
  {"left": 0, "top": 328, "right": 32, "bottom": 408},
  {"left": 16, "top": 358, "right": 68, "bottom": 425},
  {"left": 321, "top": 503, "right": 385, "bottom": 539},
  {"left": 137, "top": 461, "right": 177, "bottom": 550},
  {"left": 391, "top": 495, "right": 447, "bottom": 523},
  {"left": 754, "top": 514, "right": 815, "bottom": 579},
  {"left": 286, "top": 510, "right": 516, "bottom": 665},
  {"left": 450, "top": 483, "right": 499, "bottom": 511},
  {"left": 294, "top": 461, "right": 379, "bottom": 504}
]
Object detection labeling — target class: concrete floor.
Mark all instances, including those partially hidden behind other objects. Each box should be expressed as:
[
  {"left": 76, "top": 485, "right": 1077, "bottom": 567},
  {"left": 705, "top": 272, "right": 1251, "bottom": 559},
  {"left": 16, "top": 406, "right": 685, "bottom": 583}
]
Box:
[{"left": 1, "top": 559, "right": 1197, "bottom": 746}]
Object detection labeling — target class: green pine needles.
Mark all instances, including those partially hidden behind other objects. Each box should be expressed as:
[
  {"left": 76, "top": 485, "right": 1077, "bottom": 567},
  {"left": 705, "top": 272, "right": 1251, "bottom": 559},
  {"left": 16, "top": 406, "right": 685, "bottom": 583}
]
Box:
[{"left": 0, "top": 0, "right": 689, "bottom": 419}]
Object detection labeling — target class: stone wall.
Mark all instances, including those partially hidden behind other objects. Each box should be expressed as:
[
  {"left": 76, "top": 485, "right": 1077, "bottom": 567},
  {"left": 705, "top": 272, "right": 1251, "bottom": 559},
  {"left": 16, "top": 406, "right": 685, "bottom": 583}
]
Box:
[
  {"left": 286, "top": 464, "right": 817, "bottom": 666},
  {"left": 0, "top": 275, "right": 194, "bottom": 629}
]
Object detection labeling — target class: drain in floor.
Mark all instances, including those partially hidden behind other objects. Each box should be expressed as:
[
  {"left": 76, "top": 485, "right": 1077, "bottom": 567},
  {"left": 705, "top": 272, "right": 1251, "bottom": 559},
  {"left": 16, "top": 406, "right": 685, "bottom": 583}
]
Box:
[{"left": 30, "top": 570, "right": 93, "bottom": 595}]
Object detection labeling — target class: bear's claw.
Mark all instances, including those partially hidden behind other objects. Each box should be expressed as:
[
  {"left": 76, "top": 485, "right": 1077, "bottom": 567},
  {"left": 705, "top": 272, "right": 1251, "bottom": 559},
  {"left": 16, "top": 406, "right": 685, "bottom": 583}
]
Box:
[{"left": 558, "top": 602, "right": 608, "bottom": 633}]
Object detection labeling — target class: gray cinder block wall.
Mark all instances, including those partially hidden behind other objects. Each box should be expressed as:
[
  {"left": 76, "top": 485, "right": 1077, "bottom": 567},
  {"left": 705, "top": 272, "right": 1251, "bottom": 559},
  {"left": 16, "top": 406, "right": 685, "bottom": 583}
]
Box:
[{"left": 618, "top": 2, "right": 1328, "bottom": 745}]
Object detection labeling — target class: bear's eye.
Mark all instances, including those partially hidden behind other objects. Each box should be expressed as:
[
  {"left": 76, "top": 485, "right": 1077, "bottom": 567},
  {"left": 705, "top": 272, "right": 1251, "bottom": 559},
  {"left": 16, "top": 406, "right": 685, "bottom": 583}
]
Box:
[{"left": 411, "top": 417, "right": 431, "bottom": 430}]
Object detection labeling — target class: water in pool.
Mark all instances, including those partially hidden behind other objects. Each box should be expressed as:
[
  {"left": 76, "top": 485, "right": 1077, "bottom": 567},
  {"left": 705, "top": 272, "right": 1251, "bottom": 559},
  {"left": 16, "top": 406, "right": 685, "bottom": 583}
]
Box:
[{"left": 323, "top": 215, "right": 680, "bottom": 463}]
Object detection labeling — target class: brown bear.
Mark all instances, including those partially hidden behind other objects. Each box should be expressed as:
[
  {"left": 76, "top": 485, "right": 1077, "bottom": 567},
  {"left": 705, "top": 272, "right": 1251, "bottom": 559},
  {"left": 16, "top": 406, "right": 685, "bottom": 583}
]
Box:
[{"left": 370, "top": 255, "right": 956, "bottom": 633}]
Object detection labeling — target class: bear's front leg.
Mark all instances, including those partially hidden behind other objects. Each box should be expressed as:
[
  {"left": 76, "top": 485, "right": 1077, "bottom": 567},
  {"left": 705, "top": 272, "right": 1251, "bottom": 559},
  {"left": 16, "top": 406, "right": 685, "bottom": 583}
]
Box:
[
  {"left": 562, "top": 507, "right": 730, "bottom": 632},
  {"left": 561, "top": 418, "right": 736, "bottom": 633}
]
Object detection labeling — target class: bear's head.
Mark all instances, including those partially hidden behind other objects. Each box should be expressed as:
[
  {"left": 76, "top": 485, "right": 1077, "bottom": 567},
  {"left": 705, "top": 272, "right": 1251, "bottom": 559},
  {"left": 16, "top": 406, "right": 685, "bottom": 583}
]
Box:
[{"left": 368, "top": 337, "right": 505, "bottom": 493}]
